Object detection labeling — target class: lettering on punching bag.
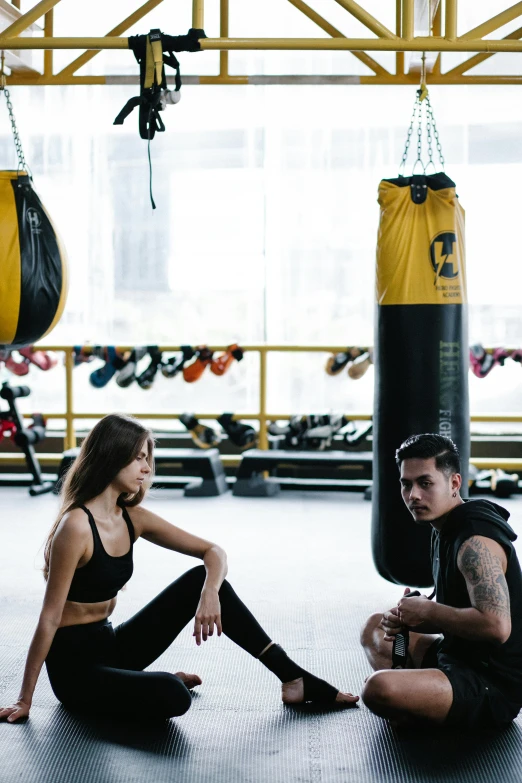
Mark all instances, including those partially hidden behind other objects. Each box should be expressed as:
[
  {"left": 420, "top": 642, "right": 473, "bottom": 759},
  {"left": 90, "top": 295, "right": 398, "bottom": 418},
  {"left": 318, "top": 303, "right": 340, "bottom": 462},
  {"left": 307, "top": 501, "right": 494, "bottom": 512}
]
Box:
[
  {"left": 430, "top": 232, "right": 461, "bottom": 298},
  {"left": 439, "top": 340, "right": 460, "bottom": 439}
]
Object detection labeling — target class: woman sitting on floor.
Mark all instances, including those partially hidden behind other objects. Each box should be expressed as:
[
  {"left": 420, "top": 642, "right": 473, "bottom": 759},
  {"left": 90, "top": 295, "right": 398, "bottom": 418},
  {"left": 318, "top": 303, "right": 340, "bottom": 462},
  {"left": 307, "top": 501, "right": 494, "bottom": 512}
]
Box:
[{"left": 0, "top": 414, "right": 358, "bottom": 722}]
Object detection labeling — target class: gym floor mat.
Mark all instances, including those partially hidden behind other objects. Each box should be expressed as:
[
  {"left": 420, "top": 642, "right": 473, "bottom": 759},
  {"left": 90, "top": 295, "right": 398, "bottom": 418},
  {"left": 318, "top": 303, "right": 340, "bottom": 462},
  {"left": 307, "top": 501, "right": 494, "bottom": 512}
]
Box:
[{"left": 1, "top": 488, "right": 522, "bottom": 783}]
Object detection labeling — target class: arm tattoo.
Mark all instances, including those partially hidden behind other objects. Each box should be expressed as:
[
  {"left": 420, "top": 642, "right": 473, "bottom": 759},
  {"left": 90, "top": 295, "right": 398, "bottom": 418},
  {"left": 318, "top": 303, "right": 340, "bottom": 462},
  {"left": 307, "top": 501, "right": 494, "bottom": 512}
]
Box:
[{"left": 458, "top": 536, "right": 511, "bottom": 620}]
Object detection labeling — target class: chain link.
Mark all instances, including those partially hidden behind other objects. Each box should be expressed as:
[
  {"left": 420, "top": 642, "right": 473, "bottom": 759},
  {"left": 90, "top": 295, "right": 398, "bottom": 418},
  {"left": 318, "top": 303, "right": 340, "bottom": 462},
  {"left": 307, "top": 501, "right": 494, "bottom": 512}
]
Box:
[
  {"left": 399, "top": 89, "right": 445, "bottom": 175},
  {"left": 2, "top": 88, "right": 29, "bottom": 174},
  {"left": 426, "top": 94, "right": 445, "bottom": 171},
  {"left": 399, "top": 97, "right": 418, "bottom": 173}
]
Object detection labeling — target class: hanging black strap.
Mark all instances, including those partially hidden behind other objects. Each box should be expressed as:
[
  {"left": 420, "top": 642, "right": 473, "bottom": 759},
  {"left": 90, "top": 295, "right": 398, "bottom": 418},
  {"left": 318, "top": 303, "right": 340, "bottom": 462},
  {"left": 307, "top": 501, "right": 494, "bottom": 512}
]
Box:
[{"left": 113, "top": 27, "right": 206, "bottom": 209}]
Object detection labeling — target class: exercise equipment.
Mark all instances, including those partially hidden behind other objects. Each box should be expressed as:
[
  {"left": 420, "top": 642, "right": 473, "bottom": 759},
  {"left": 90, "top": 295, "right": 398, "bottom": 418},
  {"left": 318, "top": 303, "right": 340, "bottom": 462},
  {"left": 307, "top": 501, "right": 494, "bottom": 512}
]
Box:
[
  {"left": 136, "top": 347, "right": 163, "bottom": 389},
  {"left": 116, "top": 346, "right": 147, "bottom": 388},
  {"left": 162, "top": 346, "right": 195, "bottom": 378},
  {"left": 211, "top": 345, "right": 244, "bottom": 376},
  {"left": 113, "top": 28, "right": 205, "bottom": 208},
  {"left": 469, "top": 468, "right": 520, "bottom": 499},
  {"left": 89, "top": 347, "right": 126, "bottom": 389},
  {"left": 469, "top": 344, "right": 510, "bottom": 378},
  {"left": 348, "top": 350, "right": 373, "bottom": 380},
  {"left": 217, "top": 414, "right": 257, "bottom": 451},
  {"left": 179, "top": 414, "right": 221, "bottom": 449},
  {"left": 5, "top": 352, "right": 29, "bottom": 376},
  {"left": 373, "top": 88, "right": 469, "bottom": 587},
  {"left": 0, "top": 381, "right": 54, "bottom": 495},
  {"left": 325, "top": 348, "right": 358, "bottom": 376},
  {"left": 268, "top": 415, "right": 349, "bottom": 451},
  {"left": 391, "top": 590, "right": 421, "bottom": 669},
  {"left": 183, "top": 346, "right": 214, "bottom": 383},
  {"left": 0, "top": 87, "right": 68, "bottom": 348},
  {"left": 73, "top": 345, "right": 97, "bottom": 365},
  {"left": 233, "top": 449, "right": 372, "bottom": 497},
  {"left": 18, "top": 347, "right": 57, "bottom": 371},
  {"left": 58, "top": 446, "right": 228, "bottom": 497}
]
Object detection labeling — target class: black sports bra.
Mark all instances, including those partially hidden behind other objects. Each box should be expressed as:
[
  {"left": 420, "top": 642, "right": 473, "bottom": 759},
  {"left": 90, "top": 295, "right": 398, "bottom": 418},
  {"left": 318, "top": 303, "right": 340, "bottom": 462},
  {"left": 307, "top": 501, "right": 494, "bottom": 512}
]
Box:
[{"left": 66, "top": 503, "right": 135, "bottom": 603}]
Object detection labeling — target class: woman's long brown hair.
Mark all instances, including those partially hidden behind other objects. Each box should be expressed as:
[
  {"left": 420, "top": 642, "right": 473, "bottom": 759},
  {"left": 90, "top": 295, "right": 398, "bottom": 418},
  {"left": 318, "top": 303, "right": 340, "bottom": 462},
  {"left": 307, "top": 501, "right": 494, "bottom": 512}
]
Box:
[{"left": 43, "top": 413, "right": 155, "bottom": 580}]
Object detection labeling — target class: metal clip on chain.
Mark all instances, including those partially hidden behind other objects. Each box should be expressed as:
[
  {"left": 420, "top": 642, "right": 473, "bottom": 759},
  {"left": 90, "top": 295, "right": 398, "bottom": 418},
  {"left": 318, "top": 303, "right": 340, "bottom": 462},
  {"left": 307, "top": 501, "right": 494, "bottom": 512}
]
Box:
[{"left": 399, "top": 84, "right": 445, "bottom": 176}]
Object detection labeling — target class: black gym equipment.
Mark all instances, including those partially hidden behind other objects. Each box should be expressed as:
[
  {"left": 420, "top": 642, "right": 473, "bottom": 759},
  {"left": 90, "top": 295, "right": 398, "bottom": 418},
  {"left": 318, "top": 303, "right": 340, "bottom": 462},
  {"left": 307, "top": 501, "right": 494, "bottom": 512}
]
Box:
[
  {"left": 0, "top": 89, "right": 68, "bottom": 348},
  {"left": 57, "top": 446, "right": 228, "bottom": 497},
  {"left": 113, "top": 28, "right": 206, "bottom": 208},
  {"left": 233, "top": 449, "right": 373, "bottom": 497},
  {"left": 0, "top": 382, "right": 54, "bottom": 495},
  {"left": 217, "top": 414, "right": 257, "bottom": 451},
  {"left": 372, "top": 91, "right": 469, "bottom": 587}
]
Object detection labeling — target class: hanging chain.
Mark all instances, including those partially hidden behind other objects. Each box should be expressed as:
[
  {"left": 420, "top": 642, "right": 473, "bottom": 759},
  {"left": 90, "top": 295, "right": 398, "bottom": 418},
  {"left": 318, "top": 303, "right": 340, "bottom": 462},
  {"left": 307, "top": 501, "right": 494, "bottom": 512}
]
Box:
[
  {"left": 426, "top": 103, "right": 434, "bottom": 170},
  {"left": 1, "top": 52, "right": 30, "bottom": 176},
  {"left": 415, "top": 92, "right": 424, "bottom": 172},
  {"left": 3, "top": 88, "right": 29, "bottom": 173},
  {"left": 399, "top": 89, "right": 445, "bottom": 175},
  {"left": 399, "top": 96, "right": 418, "bottom": 174},
  {"left": 425, "top": 94, "right": 445, "bottom": 171}
]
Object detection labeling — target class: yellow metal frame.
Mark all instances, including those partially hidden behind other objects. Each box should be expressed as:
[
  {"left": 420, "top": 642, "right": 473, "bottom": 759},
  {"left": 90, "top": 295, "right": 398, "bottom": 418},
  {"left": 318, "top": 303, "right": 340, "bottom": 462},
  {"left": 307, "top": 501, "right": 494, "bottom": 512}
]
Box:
[
  {"left": 2, "top": 345, "right": 520, "bottom": 454},
  {"left": 2, "top": 0, "right": 522, "bottom": 85}
]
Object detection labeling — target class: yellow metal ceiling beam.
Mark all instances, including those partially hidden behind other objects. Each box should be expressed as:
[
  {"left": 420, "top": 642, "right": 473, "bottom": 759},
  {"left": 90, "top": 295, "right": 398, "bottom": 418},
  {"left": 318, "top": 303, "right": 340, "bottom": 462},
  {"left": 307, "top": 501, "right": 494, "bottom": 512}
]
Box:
[
  {"left": 396, "top": 0, "right": 404, "bottom": 75},
  {"left": 219, "top": 0, "right": 228, "bottom": 77},
  {"left": 192, "top": 0, "right": 204, "bottom": 29},
  {"left": 58, "top": 0, "right": 164, "bottom": 77},
  {"left": 445, "top": 0, "right": 457, "bottom": 41},
  {"left": 6, "top": 36, "right": 522, "bottom": 52},
  {"left": 44, "top": 8, "right": 53, "bottom": 76},
  {"left": 7, "top": 74, "right": 522, "bottom": 86},
  {"left": 2, "top": 0, "right": 61, "bottom": 37},
  {"left": 287, "top": 0, "right": 389, "bottom": 76},
  {"left": 446, "top": 24, "right": 522, "bottom": 76},
  {"left": 199, "top": 36, "right": 522, "bottom": 51},
  {"left": 333, "top": 0, "right": 397, "bottom": 39},
  {"left": 460, "top": 1, "right": 522, "bottom": 41},
  {"left": 402, "top": 0, "right": 414, "bottom": 40}
]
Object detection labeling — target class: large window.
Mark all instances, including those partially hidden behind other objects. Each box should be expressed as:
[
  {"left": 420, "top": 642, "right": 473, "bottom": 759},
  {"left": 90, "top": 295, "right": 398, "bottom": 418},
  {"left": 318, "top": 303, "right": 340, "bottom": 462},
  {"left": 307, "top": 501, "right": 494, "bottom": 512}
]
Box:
[{"left": 1, "top": 7, "right": 522, "bottom": 422}]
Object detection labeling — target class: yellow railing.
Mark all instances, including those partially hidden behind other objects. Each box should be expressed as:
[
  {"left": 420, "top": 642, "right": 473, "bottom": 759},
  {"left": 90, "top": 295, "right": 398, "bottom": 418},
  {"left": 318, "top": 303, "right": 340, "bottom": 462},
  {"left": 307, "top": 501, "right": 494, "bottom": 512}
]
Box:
[{"left": 11, "top": 345, "right": 521, "bottom": 453}]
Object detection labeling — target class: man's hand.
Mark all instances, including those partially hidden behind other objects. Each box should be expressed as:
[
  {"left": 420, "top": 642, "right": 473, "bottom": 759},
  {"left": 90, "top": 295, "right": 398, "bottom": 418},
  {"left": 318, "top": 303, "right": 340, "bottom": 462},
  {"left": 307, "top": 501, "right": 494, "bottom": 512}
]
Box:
[
  {"left": 379, "top": 588, "right": 411, "bottom": 641},
  {"left": 397, "top": 594, "right": 431, "bottom": 628},
  {"left": 0, "top": 699, "right": 31, "bottom": 723},
  {"left": 193, "top": 587, "right": 222, "bottom": 645}
]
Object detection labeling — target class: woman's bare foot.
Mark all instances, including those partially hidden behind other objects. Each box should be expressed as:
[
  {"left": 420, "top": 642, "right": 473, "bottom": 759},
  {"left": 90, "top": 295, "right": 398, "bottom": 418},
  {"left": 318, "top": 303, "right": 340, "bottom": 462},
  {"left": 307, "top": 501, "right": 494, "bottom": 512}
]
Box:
[
  {"left": 175, "top": 672, "right": 202, "bottom": 690},
  {"left": 281, "top": 677, "right": 359, "bottom": 705}
]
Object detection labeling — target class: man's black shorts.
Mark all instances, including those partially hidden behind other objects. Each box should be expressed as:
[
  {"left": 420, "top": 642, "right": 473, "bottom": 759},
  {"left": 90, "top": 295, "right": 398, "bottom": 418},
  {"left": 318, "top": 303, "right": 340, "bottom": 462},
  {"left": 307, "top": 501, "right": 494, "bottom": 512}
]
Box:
[{"left": 422, "top": 638, "right": 521, "bottom": 730}]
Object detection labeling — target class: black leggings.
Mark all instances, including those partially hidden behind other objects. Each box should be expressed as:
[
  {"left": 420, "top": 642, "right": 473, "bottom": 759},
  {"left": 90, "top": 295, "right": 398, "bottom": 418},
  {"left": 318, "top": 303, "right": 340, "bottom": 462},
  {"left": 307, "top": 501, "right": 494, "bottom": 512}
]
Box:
[{"left": 46, "top": 566, "right": 272, "bottom": 719}]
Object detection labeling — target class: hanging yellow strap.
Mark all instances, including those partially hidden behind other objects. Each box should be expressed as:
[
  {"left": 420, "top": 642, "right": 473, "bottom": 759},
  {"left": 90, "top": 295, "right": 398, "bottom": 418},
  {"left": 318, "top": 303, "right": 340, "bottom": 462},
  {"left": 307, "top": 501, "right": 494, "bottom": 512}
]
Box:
[
  {"left": 144, "top": 35, "right": 163, "bottom": 89},
  {"left": 419, "top": 51, "right": 428, "bottom": 102}
]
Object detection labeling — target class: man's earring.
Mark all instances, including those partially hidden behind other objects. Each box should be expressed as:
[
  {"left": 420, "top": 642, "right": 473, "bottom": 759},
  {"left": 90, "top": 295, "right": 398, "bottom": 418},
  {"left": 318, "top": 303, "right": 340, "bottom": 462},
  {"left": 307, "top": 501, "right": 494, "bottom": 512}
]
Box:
[{"left": 453, "top": 491, "right": 457, "bottom": 498}]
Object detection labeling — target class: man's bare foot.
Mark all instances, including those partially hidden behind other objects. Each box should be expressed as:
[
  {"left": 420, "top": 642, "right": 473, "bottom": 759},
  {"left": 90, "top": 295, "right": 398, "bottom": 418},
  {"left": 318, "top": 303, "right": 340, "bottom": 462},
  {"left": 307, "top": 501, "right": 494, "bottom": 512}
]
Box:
[
  {"left": 175, "top": 672, "right": 202, "bottom": 690},
  {"left": 281, "top": 677, "right": 359, "bottom": 705}
]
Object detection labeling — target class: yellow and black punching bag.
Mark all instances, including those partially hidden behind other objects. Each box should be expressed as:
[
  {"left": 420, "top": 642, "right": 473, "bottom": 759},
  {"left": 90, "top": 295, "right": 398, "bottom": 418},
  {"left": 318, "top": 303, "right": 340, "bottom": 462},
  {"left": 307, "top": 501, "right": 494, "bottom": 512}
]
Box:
[
  {"left": 0, "top": 171, "right": 68, "bottom": 348},
  {"left": 372, "top": 171, "right": 469, "bottom": 586}
]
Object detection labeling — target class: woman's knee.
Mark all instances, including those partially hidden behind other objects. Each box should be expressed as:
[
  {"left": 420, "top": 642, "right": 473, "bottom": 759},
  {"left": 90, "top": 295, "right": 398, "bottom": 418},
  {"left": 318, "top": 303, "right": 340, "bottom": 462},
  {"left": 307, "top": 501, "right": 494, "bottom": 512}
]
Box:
[
  {"left": 360, "top": 612, "right": 383, "bottom": 647},
  {"left": 160, "top": 673, "right": 192, "bottom": 717},
  {"left": 179, "top": 565, "right": 206, "bottom": 588},
  {"left": 362, "top": 671, "right": 400, "bottom": 711}
]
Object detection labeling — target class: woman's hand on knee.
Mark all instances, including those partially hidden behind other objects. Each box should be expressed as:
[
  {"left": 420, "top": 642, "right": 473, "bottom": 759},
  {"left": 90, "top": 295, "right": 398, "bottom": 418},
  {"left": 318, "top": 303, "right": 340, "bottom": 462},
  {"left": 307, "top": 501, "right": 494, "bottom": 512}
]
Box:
[
  {"left": 0, "top": 699, "right": 31, "bottom": 723},
  {"left": 193, "top": 588, "right": 222, "bottom": 645}
]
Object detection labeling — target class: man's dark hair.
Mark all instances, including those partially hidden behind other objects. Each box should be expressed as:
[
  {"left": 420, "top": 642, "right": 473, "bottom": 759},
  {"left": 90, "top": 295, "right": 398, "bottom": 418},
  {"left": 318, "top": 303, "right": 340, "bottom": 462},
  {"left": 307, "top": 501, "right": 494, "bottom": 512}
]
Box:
[{"left": 395, "top": 433, "right": 461, "bottom": 476}]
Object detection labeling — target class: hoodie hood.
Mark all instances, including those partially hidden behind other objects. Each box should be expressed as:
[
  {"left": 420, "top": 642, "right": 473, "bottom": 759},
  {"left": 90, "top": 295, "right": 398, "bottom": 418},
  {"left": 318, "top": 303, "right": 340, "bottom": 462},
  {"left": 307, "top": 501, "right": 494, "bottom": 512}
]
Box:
[{"left": 443, "top": 498, "right": 516, "bottom": 542}]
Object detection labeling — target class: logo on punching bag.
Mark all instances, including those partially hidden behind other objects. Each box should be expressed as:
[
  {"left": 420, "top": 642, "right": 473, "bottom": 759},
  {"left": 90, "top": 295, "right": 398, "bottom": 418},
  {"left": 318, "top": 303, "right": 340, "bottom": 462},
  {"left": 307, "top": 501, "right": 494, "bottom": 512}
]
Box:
[
  {"left": 26, "top": 208, "right": 42, "bottom": 232},
  {"left": 430, "top": 232, "right": 459, "bottom": 284}
]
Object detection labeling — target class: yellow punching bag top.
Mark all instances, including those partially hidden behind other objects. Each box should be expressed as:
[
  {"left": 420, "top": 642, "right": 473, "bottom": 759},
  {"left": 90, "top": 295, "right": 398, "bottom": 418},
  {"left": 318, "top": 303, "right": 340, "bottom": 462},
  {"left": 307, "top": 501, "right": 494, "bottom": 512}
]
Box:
[{"left": 376, "top": 172, "right": 466, "bottom": 306}]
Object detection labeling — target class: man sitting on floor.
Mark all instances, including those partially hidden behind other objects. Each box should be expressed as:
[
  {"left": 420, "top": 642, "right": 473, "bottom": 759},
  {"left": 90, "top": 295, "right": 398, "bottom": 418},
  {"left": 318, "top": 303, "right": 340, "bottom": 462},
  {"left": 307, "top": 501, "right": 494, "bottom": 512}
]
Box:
[{"left": 361, "top": 433, "right": 522, "bottom": 730}]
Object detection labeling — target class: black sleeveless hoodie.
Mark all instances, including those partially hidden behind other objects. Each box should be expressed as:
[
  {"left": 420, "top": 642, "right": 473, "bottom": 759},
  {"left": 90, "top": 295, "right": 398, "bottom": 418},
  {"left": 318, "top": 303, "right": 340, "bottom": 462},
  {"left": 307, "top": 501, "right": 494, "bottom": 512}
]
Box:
[{"left": 432, "top": 499, "right": 522, "bottom": 702}]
